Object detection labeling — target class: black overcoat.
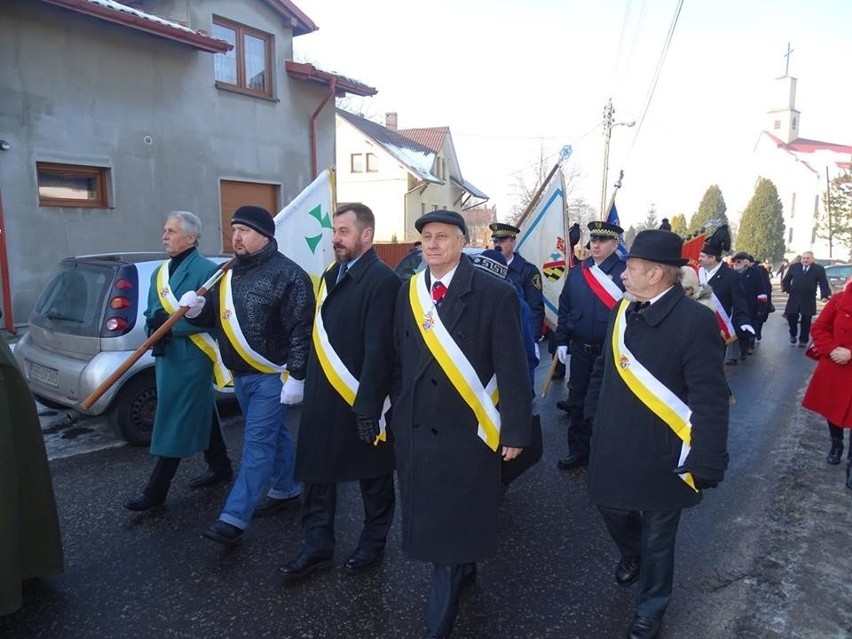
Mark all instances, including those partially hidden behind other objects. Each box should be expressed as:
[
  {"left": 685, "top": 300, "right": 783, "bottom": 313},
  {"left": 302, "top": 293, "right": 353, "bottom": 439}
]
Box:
[
  {"left": 295, "top": 249, "right": 400, "bottom": 483},
  {"left": 585, "top": 286, "right": 730, "bottom": 511},
  {"left": 782, "top": 262, "right": 831, "bottom": 316},
  {"left": 707, "top": 263, "right": 750, "bottom": 328},
  {"left": 738, "top": 265, "right": 770, "bottom": 323},
  {"left": 392, "top": 257, "right": 532, "bottom": 564}
]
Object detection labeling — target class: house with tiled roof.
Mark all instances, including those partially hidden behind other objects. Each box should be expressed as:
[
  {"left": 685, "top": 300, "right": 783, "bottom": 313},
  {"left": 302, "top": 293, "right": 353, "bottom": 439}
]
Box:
[
  {"left": 0, "top": 0, "right": 374, "bottom": 326},
  {"left": 335, "top": 110, "right": 488, "bottom": 242},
  {"left": 753, "top": 72, "right": 852, "bottom": 259}
]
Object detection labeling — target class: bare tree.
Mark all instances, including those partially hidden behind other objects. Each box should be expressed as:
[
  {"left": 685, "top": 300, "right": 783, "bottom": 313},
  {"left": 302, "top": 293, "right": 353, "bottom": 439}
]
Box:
[{"left": 507, "top": 142, "right": 581, "bottom": 224}]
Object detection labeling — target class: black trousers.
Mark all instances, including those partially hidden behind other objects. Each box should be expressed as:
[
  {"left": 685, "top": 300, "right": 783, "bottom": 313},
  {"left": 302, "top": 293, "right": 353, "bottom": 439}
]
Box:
[
  {"left": 598, "top": 505, "right": 682, "bottom": 619},
  {"left": 828, "top": 422, "right": 852, "bottom": 460},
  {"left": 425, "top": 563, "right": 475, "bottom": 637},
  {"left": 787, "top": 312, "right": 813, "bottom": 344},
  {"left": 566, "top": 342, "right": 598, "bottom": 456},
  {"left": 143, "top": 417, "right": 230, "bottom": 500},
  {"left": 300, "top": 473, "right": 395, "bottom": 558}
]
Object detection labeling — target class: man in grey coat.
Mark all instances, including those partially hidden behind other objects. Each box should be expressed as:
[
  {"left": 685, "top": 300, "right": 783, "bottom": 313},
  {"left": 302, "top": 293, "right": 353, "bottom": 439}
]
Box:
[
  {"left": 392, "top": 209, "right": 532, "bottom": 639},
  {"left": 585, "top": 230, "right": 730, "bottom": 639}
]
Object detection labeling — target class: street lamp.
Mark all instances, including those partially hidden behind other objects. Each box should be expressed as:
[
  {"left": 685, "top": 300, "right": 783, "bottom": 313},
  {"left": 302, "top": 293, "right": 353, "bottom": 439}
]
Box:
[{"left": 599, "top": 98, "right": 635, "bottom": 219}]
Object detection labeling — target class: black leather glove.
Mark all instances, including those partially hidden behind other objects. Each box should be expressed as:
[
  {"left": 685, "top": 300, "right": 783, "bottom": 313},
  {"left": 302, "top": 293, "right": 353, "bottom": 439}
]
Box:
[
  {"left": 355, "top": 414, "right": 380, "bottom": 445},
  {"left": 146, "top": 310, "right": 171, "bottom": 357},
  {"left": 673, "top": 465, "right": 718, "bottom": 490}
]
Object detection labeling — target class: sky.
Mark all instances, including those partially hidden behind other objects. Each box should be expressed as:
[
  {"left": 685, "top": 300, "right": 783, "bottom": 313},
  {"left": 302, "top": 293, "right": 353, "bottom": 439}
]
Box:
[{"left": 291, "top": 0, "right": 852, "bottom": 231}]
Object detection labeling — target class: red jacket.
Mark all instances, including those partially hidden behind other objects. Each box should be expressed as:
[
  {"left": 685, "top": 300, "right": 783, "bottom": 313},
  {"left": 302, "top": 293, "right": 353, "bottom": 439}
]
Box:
[{"left": 802, "top": 285, "right": 852, "bottom": 427}]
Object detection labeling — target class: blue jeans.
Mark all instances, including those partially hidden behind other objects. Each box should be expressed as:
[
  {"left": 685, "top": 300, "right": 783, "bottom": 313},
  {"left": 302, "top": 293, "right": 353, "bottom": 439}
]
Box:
[{"left": 219, "top": 373, "right": 300, "bottom": 529}]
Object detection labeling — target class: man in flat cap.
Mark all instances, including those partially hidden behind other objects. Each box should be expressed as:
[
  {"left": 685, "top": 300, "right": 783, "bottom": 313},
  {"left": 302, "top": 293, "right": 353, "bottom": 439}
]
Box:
[
  {"left": 732, "top": 252, "right": 770, "bottom": 358},
  {"left": 180, "top": 205, "right": 314, "bottom": 546},
  {"left": 585, "top": 230, "right": 729, "bottom": 639},
  {"left": 394, "top": 210, "right": 532, "bottom": 638},
  {"left": 553, "top": 220, "right": 626, "bottom": 470},
  {"left": 489, "top": 222, "right": 545, "bottom": 341}
]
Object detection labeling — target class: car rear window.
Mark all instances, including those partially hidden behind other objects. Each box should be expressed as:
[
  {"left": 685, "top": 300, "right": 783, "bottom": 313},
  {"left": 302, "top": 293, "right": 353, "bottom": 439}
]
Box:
[{"left": 31, "top": 261, "right": 115, "bottom": 337}]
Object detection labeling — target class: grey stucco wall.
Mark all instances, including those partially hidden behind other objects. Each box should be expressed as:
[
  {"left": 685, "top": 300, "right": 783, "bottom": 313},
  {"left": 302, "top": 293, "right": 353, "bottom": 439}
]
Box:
[{"left": 0, "top": 0, "right": 334, "bottom": 323}]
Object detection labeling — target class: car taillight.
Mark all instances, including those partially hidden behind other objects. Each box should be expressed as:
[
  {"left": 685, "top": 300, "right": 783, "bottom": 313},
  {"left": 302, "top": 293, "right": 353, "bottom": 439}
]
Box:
[
  {"left": 105, "top": 317, "right": 129, "bottom": 331},
  {"left": 115, "top": 278, "right": 133, "bottom": 290},
  {"left": 109, "top": 296, "right": 131, "bottom": 309}
]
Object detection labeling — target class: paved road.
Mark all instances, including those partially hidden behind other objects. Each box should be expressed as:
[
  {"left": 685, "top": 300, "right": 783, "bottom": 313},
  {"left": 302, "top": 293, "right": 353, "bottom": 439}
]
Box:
[{"left": 3, "top": 295, "right": 850, "bottom": 638}]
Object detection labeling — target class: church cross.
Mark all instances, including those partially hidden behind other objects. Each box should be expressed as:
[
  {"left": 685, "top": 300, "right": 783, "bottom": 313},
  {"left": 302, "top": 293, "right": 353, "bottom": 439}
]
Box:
[{"left": 784, "top": 42, "right": 794, "bottom": 76}]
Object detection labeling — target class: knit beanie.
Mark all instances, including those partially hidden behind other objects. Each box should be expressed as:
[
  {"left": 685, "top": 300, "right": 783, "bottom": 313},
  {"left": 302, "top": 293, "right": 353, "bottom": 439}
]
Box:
[{"left": 231, "top": 205, "right": 275, "bottom": 239}]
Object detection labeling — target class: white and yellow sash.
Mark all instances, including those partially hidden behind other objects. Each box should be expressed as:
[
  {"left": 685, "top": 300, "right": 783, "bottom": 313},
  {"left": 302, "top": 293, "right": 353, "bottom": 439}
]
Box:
[
  {"left": 156, "top": 262, "right": 233, "bottom": 389},
  {"left": 581, "top": 263, "right": 624, "bottom": 310},
  {"left": 409, "top": 271, "right": 500, "bottom": 451},
  {"left": 312, "top": 269, "right": 389, "bottom": 444},
  {"left": 611, "top": 299, "right": 698, "bottom": 492},
  {"left": 218, "top": 270, "right": 287, "bottom": 376}
]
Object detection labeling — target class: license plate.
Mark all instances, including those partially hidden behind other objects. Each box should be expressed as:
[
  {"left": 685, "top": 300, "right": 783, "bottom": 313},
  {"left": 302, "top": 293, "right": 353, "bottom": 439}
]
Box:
[{"left": 29, "top": 362, "right": 59, "bottom": 387}]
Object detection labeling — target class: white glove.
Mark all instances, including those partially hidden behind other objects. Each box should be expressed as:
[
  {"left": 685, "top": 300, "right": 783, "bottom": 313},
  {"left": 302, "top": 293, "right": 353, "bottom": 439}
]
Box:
[
  {"left": 533, "top": 342, "right": 540, "bottom": 362},
  {"left": 557, "top": 345, "right": 569, "bottom": 364},
  {"left": 756, "top": 294, "right": 768, "bottom": 302},
  {"left": 280, "top": 376, "right": 305, "bottom": 405},
  {"left": 178, "top": 291, "right": 205, "bottom": 319},
  {"left": 740, "top": 324, "right": 755, "bottom": 335}
]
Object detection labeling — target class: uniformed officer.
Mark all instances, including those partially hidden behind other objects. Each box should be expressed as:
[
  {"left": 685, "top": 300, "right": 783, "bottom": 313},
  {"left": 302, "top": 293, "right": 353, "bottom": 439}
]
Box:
[
  {"left": 490, "top": 222, "right": 545, "bottom": 340},
  {"left": 554, "top": 221, "right": 626, "bottom": 470}
]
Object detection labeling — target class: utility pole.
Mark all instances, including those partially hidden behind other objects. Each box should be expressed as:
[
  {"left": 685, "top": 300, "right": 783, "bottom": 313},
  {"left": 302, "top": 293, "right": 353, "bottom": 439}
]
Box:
[{"left": 599, "top": 99, "right": 635, "bottom": 220}]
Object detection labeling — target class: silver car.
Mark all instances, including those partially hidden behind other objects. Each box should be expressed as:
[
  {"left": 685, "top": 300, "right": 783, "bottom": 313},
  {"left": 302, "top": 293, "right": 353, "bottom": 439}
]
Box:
[{"left": 14, "top": 252, "right": 226, "bottom": 445}]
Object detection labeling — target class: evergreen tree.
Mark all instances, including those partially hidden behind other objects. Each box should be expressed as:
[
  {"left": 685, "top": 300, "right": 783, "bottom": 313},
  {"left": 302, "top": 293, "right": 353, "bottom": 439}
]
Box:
[
  {"left": 818, "top": 170, "right": 852, "bottom": 258},
  {"left": 688, "top": 185, "right": 729, "bottom": 234},
  {"left": 736, "top": 177, "right": 786, "bottom": 261},
  {"left": 636, "top": 204, "right": 659, "bottom": 231},
  {"left": 624, "top": 225, "right": 637, "bottom": 248},
  {"left": 669, "top": 213, "right": 688, "bottom": 237}
]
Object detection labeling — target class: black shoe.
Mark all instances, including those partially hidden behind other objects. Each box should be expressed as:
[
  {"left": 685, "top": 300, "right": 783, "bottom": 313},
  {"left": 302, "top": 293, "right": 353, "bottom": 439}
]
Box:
[
  {"left": 342, "top": 547, "right": 384, "bottom": 574},
  {"left": 124, "top": 493, "right": 165, "bottom": 511},
  {"left": 615, "top": 555, "right": 641, "bottom": 587},
  {"left": 557, "top": 454, "right": 588, "bottom": 470},
  {"left": 201, "top": 520, "right": 243, "bottom": 546},
  {"left": 279, "top": 552, "right": 334, "bottom": 580},
  {"left": 725, "top": 358, "right": 738, "bottom": 366},
  {"left": 189, "top": 467, "right": 233, "bottom": 490},
  {"left": 252, "top": 494, "right": 300, "bottom": 518},
  {"left": 827, "top": 439, "right": 844, "bottom": 465},
  {"left": 555, "top": 400, "right": 571, "bottom": 412},
  {"left": 789, "top": 336, "right": 797, "bottom": 344},
  {"left": 626, "top": 615, "right": 662, "bottom": 639}
]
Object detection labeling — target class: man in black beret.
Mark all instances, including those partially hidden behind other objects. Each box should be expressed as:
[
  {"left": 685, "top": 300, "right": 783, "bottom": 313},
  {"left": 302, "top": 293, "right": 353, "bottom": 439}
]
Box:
[
  {"left": 585, "top": 230, "right": 729, "bottom": 639},
  {"left": 489, "top": 222, "right": 545, "bottom": 341},
  {"left": 394, "top": 210, "right": 532, "bottom": 638}
]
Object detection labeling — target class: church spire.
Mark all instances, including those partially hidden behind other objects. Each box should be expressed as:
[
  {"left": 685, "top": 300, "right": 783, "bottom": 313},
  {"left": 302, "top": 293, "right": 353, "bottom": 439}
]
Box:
[{"left": 767, "top": 43, "right": 800, "bottom": 143}]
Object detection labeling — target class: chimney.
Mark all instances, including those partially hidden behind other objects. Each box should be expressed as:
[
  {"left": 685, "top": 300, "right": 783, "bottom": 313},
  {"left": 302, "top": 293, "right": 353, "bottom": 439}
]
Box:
[{"left": 385, "top": 112, "right": 398, "bottom": 131}]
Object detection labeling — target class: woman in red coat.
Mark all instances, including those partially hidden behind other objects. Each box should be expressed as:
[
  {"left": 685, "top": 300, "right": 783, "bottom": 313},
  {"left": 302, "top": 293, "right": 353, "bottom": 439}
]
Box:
[{"left": 802, "top": 277, "right": 852, "bottom": 489}]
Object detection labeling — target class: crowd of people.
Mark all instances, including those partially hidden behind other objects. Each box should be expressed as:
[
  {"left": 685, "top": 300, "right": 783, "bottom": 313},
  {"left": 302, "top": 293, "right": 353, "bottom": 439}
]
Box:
[{"left": 4, "top": 203, "right": 849, "bottom": 638}]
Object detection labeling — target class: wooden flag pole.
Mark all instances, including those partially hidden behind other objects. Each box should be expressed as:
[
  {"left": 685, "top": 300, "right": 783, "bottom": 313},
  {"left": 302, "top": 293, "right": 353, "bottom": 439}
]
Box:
[
  {"left": 539, "top": 354, "right": 562, "bottom": 398},
  {"left": 79, "top": 257, "right": 236, "bottom": 410}
]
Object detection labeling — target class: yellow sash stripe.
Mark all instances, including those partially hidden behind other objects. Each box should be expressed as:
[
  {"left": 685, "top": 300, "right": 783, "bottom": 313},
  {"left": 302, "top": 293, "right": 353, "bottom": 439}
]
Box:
[
  {"left": 409, "top": 272, "right": 500, "bottom": 451},
  {"left": 219, "top": 270, "right": 287, "bottom": 376},
  {"left": 157, "top": 262, "right": 233, "bottom": 389},
  {"left": 312, "top": 268, "right": 388, "bottom": 443},
  {"left": 611, "top": 300, "right": 697, "bottom": 492}
]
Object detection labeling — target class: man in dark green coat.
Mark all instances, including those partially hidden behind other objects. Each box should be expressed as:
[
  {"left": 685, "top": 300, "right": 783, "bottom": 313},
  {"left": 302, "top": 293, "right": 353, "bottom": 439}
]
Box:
[
  {"left": 0, "top": 336, "right": 63, "bottom": 615},
  {"left": 124, "top": 211, "right": 233, "bottom": 511}
]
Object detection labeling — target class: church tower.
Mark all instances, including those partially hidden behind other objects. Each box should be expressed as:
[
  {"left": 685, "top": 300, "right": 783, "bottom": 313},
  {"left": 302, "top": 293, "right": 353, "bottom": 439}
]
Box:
[{"left": 767, "top": 45, "right": 800, "bottom": 143}]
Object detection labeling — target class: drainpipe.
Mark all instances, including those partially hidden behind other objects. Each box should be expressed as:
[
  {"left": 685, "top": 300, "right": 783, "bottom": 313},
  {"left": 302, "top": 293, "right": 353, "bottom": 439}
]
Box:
[
  {"left": 309, "top": 78, "right": 337, "bottom": 179},
  {"left": 0, "top": 189, "right": 16, "bottom": 334}
]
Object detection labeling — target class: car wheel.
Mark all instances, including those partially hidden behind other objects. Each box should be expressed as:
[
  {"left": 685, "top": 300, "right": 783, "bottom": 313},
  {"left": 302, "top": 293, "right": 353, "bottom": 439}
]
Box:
[{"left": 108, "top": 373, "right": 157, "bottom": 446}]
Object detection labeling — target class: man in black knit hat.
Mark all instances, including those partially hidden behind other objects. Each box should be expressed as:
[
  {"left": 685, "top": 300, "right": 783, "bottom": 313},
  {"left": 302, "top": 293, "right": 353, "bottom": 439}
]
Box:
[{"left": 181, "top": 205, "right": 315, "bottom": 546}]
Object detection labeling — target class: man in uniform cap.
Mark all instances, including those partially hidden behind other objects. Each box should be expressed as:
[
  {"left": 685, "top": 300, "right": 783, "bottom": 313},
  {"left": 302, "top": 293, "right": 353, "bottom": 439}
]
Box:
[
  {"left": 585, "top": 229, "right": 729, "bottom": 639},
  {"left": 554, "top": 220, "right": 626, "bottom": 470},
  {"left": 489, "top": 222, "right": 545, "bottom": 340},
  {"left": 394, "top": 210, "right": 531, "bottom": 638}
]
